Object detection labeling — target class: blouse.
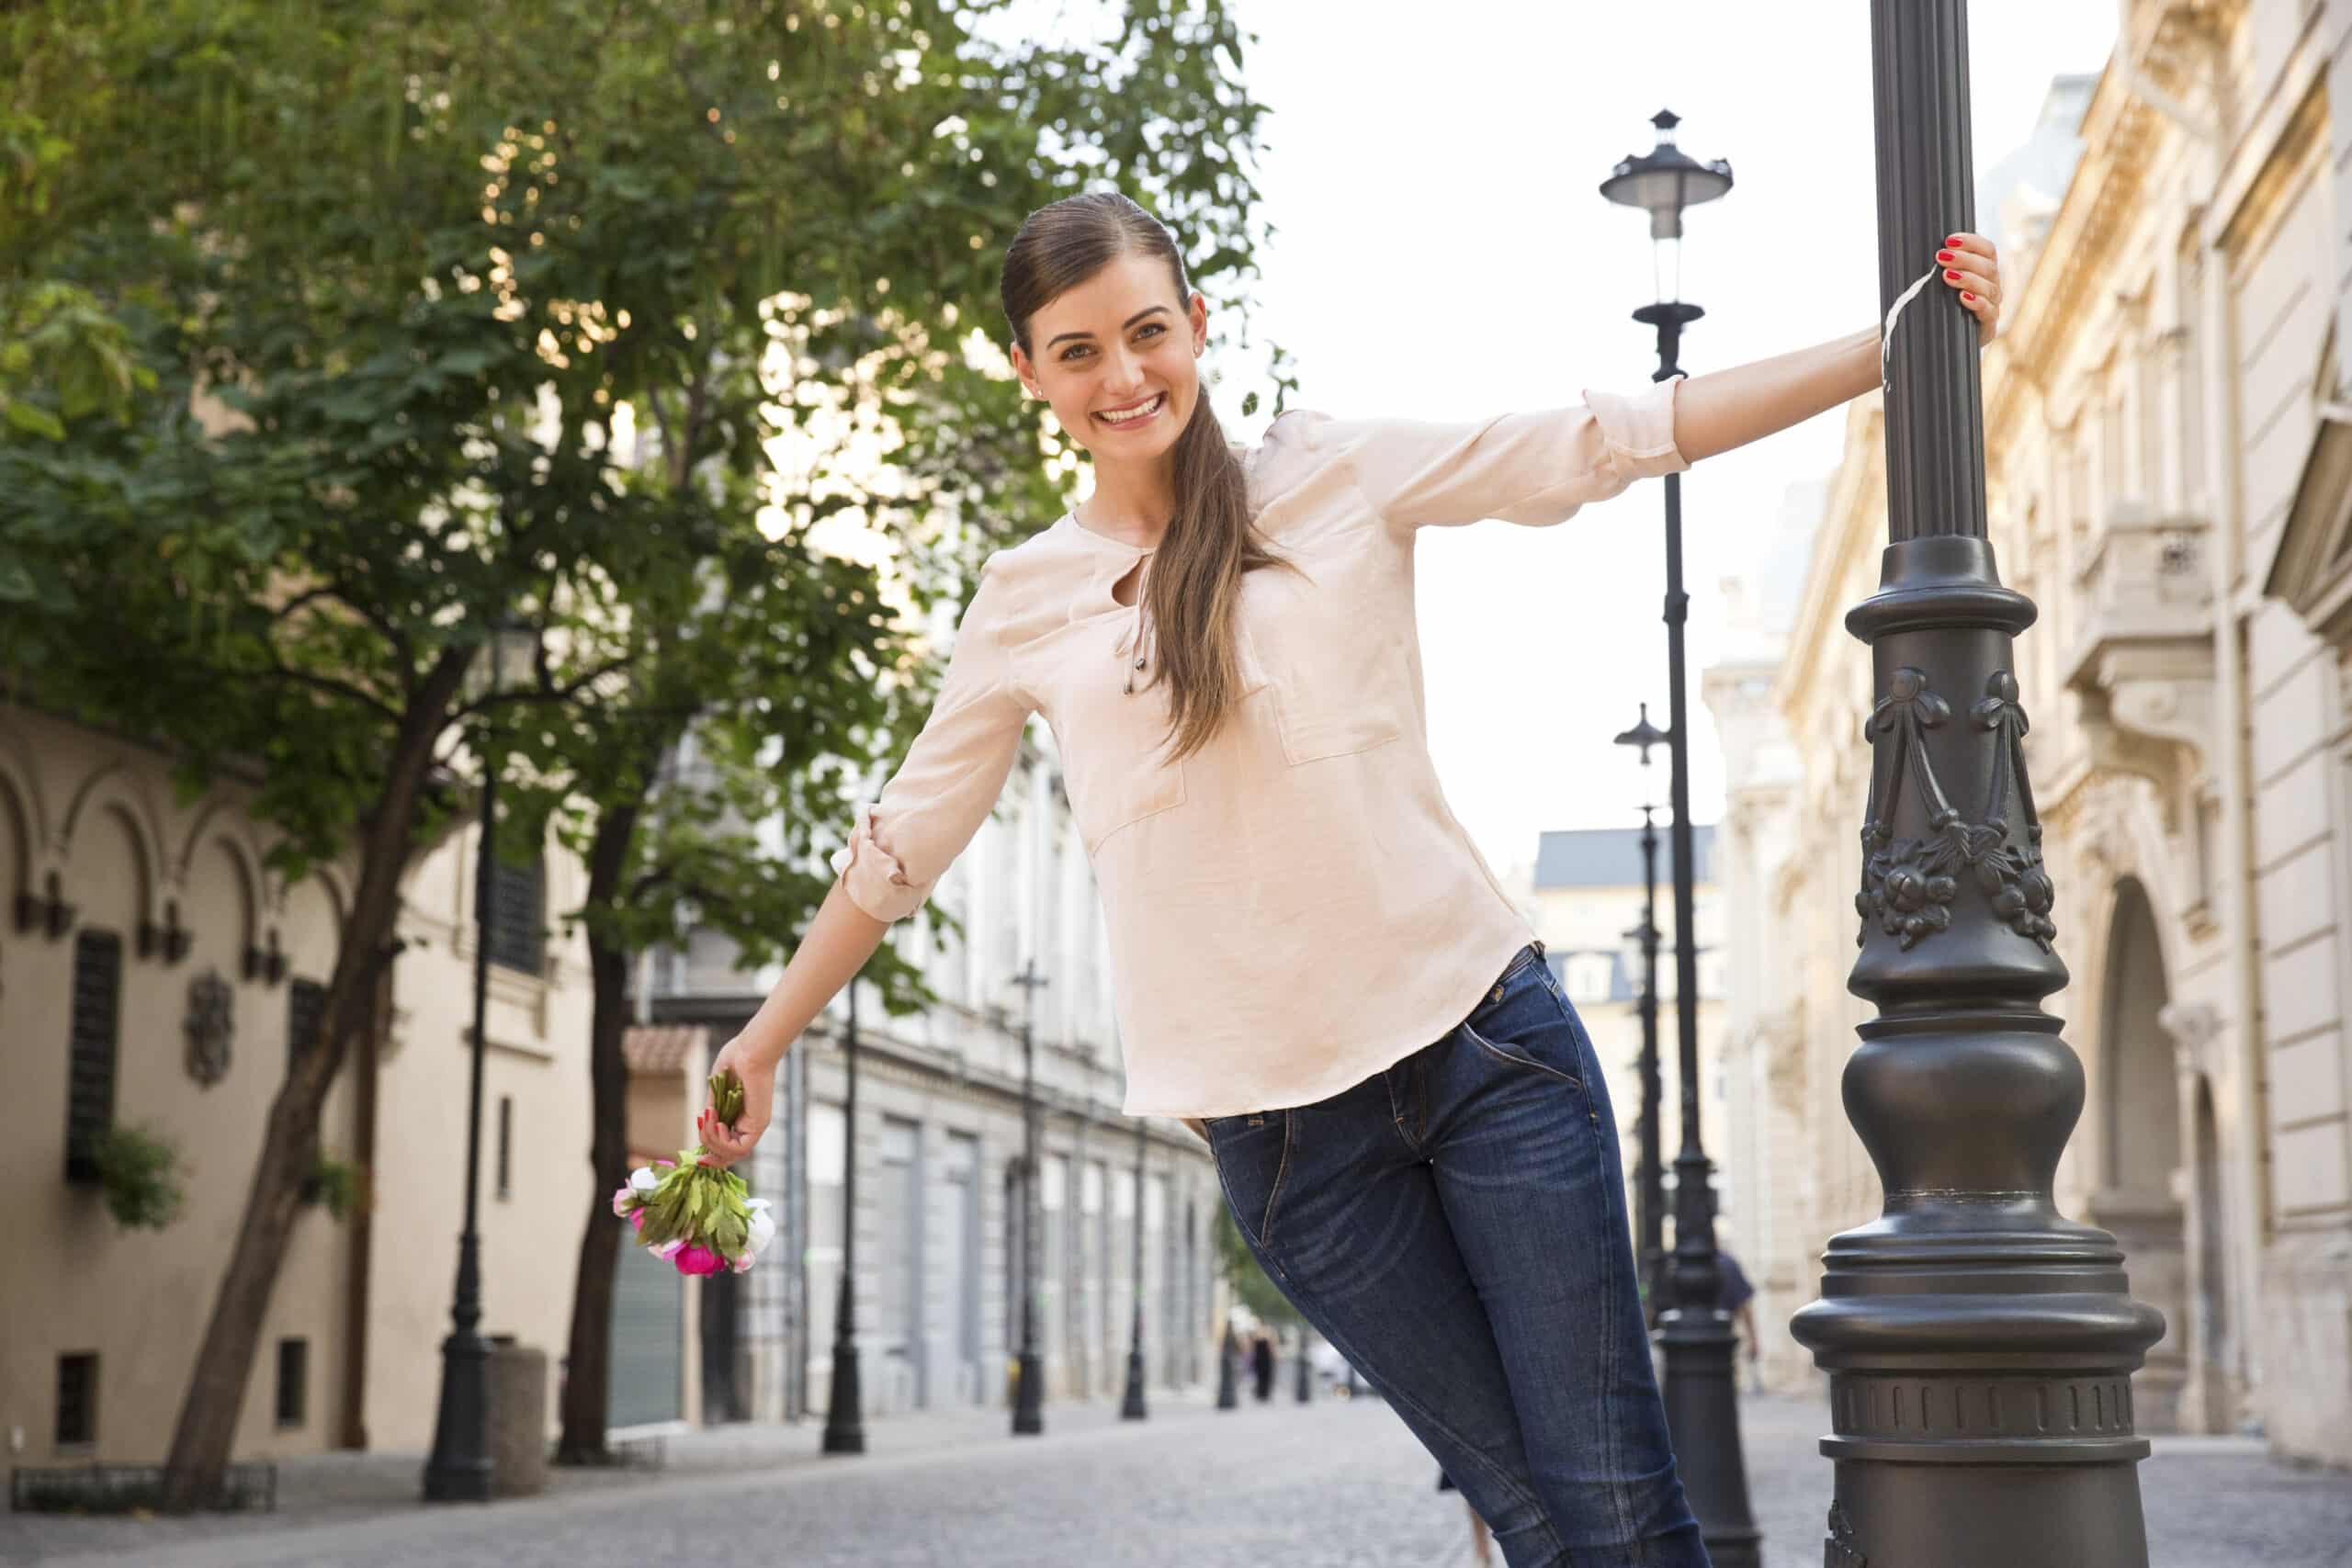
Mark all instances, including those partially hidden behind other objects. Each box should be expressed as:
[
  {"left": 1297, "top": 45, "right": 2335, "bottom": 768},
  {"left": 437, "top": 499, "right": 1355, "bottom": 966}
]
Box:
[{"left": 831, "top": 378, "right": 1688, "bottom": 1117}]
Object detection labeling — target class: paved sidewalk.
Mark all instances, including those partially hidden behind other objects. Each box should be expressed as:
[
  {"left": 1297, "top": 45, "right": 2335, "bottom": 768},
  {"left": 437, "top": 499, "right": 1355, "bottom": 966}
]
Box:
[{"left": 6, "top": 1390, "right": 2346, "bottom": 1566}]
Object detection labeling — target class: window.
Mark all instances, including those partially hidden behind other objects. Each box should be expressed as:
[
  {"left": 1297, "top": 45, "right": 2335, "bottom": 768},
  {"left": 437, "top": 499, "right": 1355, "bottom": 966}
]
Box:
[
  {"left": 287, "top": 977, "right": 326, "bottom": 1065},
  {"left": 496, "top": 1095, "right": 514, "bottom": 1201},
  {"left": 1566, "top": 953, "right": 1614, "bottom": 1005},
  {"left": 484, "top": 853, "right": 546, "bottom": 976},
  {"left": 56, "top": 1352, "right": 96, "bottom": 1448},
  {"left": 64, "top": 931, "right": 122, "bottom": 1185},
  {"left": 276, "top": 1338, "right": 308, "bottom": 1427}
]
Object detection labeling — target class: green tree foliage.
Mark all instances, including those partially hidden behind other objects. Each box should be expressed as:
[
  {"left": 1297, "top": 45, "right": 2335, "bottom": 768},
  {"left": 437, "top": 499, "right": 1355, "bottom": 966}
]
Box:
[{"left": 5, "top": 0, "right": 1276, "bottom": 1498}]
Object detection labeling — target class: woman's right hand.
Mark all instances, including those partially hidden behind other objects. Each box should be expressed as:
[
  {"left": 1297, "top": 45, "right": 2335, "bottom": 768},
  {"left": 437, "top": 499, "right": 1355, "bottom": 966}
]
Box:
[{"left": 697, "top": 1036, "right": 776, "bottom": 1169}]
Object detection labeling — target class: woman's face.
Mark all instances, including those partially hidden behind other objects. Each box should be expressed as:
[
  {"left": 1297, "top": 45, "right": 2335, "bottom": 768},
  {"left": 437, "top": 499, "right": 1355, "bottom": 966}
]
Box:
[{"left": 1012, "top": 251, "right": 1209, "bottom": 464}]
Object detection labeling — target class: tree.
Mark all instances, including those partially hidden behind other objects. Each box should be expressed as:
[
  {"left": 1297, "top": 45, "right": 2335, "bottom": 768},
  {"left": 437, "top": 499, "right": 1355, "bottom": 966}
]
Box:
[
  {"left": 5, "top": 0, "right": 1277, "bottom": 1501},
  {"left": 1213, "top": 1204, "right": 1298, "bottom": 1329}
]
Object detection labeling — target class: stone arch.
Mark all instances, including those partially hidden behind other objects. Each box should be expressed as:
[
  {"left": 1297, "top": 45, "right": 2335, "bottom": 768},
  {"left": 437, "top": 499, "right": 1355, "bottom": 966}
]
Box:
[
  {"left": 59, "top": 762, "right": 166, "bottom": 933},
  {"left": 2087, "top": 873, "right": 2188, "bottom": 1432}
]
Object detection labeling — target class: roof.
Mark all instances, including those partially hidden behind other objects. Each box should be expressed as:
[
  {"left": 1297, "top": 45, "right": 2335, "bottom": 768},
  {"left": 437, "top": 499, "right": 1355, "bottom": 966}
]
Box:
[
  {"left": 1532, "top": 824, "right": 1716, "bottom": 890},
  {"left": 623, "top": 1023, "right": 708, "bottom": 1076}
]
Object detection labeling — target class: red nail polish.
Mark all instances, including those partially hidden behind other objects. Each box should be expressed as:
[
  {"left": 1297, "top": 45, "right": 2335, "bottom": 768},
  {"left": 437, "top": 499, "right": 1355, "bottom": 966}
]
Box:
[
  {"left": 1937, "top": 250, "right": 1955, "bottom": 263},
  {"left": 1962, "top": 291, "right": 1976, "bottom": 301},
  {"left": 1945, "top": 234, "right": 1962, "bottom": 246},
  {"left": 1945, "top": 269, "right": 1961, "bottom": 281}
]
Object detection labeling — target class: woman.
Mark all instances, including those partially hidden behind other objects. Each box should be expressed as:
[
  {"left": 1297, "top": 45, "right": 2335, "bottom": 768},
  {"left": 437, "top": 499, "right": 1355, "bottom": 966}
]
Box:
[{"left": 700, "top": 192, "right": 2000, "bottom": 1565}]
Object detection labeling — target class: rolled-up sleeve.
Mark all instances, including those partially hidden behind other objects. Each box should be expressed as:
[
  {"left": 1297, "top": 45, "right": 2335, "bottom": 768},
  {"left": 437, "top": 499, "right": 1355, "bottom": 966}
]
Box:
[
  {"left": 831, "top": 558, "right": 1029, "bottom": 923},
  {"left": 1328, "top": 377, "right": 1688, "bottom": 529}
]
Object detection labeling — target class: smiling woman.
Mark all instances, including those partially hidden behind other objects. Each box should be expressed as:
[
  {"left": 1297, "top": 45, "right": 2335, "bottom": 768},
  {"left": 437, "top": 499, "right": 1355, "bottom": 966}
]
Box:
[{"left": 693, "top": 187, "right": 2006, "bottom": 1567}]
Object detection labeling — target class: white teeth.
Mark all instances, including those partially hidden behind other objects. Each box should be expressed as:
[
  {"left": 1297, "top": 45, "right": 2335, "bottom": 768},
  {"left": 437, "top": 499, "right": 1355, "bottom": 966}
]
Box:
[{"left": 1098, "top": 393, "right": 1164, "bottom": 425}]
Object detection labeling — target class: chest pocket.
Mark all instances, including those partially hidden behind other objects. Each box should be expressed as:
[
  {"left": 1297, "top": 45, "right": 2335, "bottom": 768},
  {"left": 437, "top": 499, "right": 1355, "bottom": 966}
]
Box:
[
  {"left": 1239, "top": 535, "right": 1410, "bottom": 766},
  {"left": 1045, "top": 626, "right": 1189, "bottom": 856}
]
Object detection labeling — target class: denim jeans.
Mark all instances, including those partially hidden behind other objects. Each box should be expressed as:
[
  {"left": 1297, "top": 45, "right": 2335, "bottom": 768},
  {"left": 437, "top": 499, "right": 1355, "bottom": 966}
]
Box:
[{"left": 1204, "top": 942, "right": 1709, "bottom": 1567}]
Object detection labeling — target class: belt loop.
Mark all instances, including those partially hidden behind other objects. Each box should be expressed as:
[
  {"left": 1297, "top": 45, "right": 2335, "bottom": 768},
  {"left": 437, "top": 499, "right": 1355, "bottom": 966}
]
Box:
[{"left": 1532, "top": 937, "right": 1546, "bottom": 958}]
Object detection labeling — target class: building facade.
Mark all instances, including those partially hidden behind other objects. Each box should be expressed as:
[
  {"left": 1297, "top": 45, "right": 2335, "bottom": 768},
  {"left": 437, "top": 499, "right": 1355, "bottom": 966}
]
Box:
[
  {"left": 1713, "top": 0, "right": 2352, "bottom": 1464},
  {"left": 0, "top": 699, "right": 692, "bottom": 1476},
  {"left": 652, "top": 742, "right": 1226, "bottom": 1427}
]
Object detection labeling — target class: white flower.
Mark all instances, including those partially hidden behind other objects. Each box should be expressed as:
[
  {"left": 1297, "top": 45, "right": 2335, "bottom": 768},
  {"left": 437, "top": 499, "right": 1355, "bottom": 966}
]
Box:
[
  {"left": 747, "top": 1202, "right": 777, "bottom": 1256},
  {"left": 628, "top": 1167, "right": 661, "bottom": 1195}
]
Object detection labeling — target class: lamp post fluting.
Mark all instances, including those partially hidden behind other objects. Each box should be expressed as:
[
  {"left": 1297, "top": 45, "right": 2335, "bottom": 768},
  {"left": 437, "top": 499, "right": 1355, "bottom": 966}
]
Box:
[
  {"left": 821, "top": 979, "right": 865, "bottom": 1455},
  {"left": 1601, "top": 109, "right": 1760, "bottom": 1568},
  {"left": 1614, "top": 708, "right": 1671, "bottom": 1325},
  {"left": 1786, "top": 7, "right": 2165, "bottom": 1563},
  {"left": 1121, "top": 1115, "right": 1149, "bottom": 1421},
  {"left": 423, "top": 619, "right": 530, "bottom": 1504},
  {"left": 1009, "top": 959, "right": 1049, "bottom": 1437}
]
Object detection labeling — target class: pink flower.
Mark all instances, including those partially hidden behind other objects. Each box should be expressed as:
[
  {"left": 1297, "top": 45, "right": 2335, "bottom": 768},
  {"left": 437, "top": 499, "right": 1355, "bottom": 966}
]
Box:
[
  {"left": 673, "top": 1244, "right": 724, "bottom": 1277},
  {"left": 611, "top": 1186, "right": 633, "bottom": 1217},
  {"left": 653, "top": 1158, "right": 676, "bottom": 1169},
  {"left": 729, "top": 1248, "right": 755, "bottom": 1275},
  {"left": 630, "top": 1209, "right": 648, "bottom": 1232},
  {"left": 650, "top": 1237, "right": 686, "bottom": 1262}
]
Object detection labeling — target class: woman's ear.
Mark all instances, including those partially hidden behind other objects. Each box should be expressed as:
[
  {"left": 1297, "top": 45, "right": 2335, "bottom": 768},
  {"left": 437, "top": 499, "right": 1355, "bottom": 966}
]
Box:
[
  {"left": 1010, "top": 342, "right": 1041, "bottom": 399},
  {"left": 1189, "top": 291, "right": 1209, "bottom": 355}
]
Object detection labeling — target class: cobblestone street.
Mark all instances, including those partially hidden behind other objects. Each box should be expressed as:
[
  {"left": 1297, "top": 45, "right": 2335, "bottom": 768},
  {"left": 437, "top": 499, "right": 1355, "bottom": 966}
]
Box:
[{"left": 6, "top": 1392, "right": 2347, "bottom": 1568}]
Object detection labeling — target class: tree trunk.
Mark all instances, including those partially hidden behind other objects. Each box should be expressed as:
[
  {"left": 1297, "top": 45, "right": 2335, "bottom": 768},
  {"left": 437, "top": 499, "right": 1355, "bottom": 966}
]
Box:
[
  {"left": 160, "top": 656, "right": 469, "bottom": 1511},
  {"left": 556, "top": 801, "right": 642, "bottom": 1464}
]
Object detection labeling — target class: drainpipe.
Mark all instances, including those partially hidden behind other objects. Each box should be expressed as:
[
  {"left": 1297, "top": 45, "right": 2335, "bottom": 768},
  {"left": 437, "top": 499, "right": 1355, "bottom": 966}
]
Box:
[{"left": 2112, "top": 0, "right": 2267, "bottom": 1415}]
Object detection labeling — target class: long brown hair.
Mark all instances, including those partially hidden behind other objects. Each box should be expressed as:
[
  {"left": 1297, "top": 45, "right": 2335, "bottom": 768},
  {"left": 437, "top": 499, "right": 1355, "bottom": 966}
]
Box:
[{"left": 1001, "top": 192, "right": 1290, "bottom": 760}]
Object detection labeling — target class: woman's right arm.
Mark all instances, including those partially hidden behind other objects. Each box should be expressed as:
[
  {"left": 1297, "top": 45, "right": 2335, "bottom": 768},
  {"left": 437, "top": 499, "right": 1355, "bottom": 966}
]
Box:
[{"left": 699, "top": 556, "right": 1030, "bottom": 1168}]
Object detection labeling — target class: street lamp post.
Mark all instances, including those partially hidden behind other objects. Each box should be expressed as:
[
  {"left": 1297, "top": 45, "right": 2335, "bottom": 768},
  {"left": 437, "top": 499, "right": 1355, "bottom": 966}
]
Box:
[
  {"left": 1786, "top": 7, "right": 2165, "bottom": 1563},
  {"left": 423, "top": 617, "right": 534, "bottom": 1504},
  {"left": 1601, "top": 110, "right": 1761, "bottom": 1568},
  {"left": 1614, "top": 707, "right": 1671, "bottom": 1325},
  {"left": 821, "top": 979, "right": 865, "bottom": 1455},
  {"left": 1216, "top": 1321, "right": 1240, "bottom": 1411},
  {"left": 1121, "top": 1115, "right": 1149, "bottom": 1421},
  {"left": 1009, "top": 959, "right": 1049, "bottom": 1437}
]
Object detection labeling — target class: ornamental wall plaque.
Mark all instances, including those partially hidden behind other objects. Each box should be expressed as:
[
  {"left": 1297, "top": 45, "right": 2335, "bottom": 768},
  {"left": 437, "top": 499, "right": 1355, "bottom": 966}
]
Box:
[{"left": 185, "top": 968, "right": 234, "bottom": 1087}]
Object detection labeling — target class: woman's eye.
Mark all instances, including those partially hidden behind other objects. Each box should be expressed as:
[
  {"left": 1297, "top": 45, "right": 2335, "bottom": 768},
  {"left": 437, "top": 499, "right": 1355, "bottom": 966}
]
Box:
[
  {"left": 1058, "top": 344, "right": 1093, "bottom": 363},
  {"left": 1134, "top": 323, "right": 1166, "bottom": 344}
]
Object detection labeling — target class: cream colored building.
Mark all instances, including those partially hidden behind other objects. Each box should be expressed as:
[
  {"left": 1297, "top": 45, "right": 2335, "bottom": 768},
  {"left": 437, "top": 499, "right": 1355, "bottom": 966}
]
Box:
[
  {"left": 1713, "top": 0, "right": 2352, "bottom": 1466},
  {"left": 0, "top": 699, "right": 699, "bottom": 1478}
]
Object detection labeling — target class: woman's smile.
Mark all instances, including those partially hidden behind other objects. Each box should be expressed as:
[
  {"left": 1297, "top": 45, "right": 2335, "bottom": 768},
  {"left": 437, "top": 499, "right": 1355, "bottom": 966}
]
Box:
[{"left": 1094, "top": 390, "right": 1168, "bottom": 429}]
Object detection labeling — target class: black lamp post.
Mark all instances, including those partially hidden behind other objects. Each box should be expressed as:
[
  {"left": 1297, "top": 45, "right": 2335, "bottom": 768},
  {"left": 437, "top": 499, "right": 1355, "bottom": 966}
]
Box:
[
  {"left": 1614, "top": 706, "right": 1670, "bottom": 1325},
  {"left": 821, "top": 978, "right": 866, "bottom": 1455},
  {"left": 1009, "top": 959, "right": 1049, "bottom": 1437},
  {"left": 423, "top": 615, "right": 534, "bottom": 1504},
  {"left": 1601, "top": 110, "right": 1761, "bottom": 1568},
  {"left": 1786, "top": 8, "right": 2165, "bottom": 1563},
  {"left": 1121, "top": 1115, "right": 1150, "bottom": 1420}
]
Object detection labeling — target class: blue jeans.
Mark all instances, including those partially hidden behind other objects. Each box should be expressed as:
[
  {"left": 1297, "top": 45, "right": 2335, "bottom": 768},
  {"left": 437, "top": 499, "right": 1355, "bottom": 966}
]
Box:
[{"left": 1204, "top": 942, "right": 1708, "bottom": 1567}]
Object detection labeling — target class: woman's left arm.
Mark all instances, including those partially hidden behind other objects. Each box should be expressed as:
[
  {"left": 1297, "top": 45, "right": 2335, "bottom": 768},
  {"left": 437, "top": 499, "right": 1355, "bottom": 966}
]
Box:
[{"left": 1672, "top": 231, "right": 2000, "bottom": 466}]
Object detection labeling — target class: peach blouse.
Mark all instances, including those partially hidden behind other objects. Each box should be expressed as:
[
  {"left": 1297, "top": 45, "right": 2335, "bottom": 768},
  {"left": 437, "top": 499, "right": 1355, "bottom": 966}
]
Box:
[{"left": 831, "top": 379, "right": 1688, "bottom": 1117}]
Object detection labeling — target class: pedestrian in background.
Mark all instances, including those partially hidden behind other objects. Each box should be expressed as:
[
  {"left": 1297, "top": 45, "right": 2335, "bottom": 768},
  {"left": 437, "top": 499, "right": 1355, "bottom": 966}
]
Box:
[
  {"left": 1250, "top": 1330, "right": 1276, "bottom": 1404},
  {"left": 698, "top": 189, "right": 2003, "bottom": 1566}
]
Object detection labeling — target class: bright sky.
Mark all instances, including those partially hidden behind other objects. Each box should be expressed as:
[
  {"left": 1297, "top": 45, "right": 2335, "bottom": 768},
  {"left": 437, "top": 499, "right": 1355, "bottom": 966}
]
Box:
[{"left": 1197, "top": 1, "right": 2120, "bottom": 877}]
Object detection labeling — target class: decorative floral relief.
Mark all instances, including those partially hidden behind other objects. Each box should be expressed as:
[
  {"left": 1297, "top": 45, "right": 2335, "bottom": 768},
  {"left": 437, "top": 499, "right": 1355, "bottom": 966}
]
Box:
[
  {"left": 1855, "top": 669, "right": 2057, "bottom": 953},
  {"left": 1825, "top": 1501, "right": 1868, "bottom": 1568}
]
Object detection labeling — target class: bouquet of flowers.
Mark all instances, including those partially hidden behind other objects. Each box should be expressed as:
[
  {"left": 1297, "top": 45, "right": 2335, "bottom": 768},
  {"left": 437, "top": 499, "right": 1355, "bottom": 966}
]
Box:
[{"left": 612, "top": 1068, "right": 777, "bottom": 1277}]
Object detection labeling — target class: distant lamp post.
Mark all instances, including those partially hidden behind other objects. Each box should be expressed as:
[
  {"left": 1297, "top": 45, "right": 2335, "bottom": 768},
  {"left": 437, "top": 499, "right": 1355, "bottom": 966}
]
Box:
[
  {"left": 1009, "top": 959, "right": 1050, "bottom": 1437},
  {"left": 1216, "top": 1321, "right": 1240, "bottom": 1411},
  {"left": 423, "top": 615, "right": 536, "bottom": 1504},
  {"left": 1613, "top": 705, "right": 1671, "bottom": 1325},
  {"left": 1601, "top": 109, "right": 1760, "bottom": 1568},
  {"left": 821, "top": 978, "right": 866, "bottom": 1455},
  {"left": 1121, "top": 1116, "right": 1149, "bottom": 1421}
]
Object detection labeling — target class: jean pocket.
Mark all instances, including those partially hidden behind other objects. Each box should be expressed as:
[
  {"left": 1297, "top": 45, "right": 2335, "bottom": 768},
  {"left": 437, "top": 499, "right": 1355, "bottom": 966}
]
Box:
[
  {"left": 1460, "top": 963, "right": 1589, "bottom": 1092},
  {"left": 1207, "top": 1110, "right": 1295, "bottom": 1251}
]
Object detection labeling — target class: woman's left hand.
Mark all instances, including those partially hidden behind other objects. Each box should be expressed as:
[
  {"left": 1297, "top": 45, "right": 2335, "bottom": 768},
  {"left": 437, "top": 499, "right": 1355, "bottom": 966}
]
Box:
[{"left": 1936, "top": 231, "right": 2002, "bottom": 348}]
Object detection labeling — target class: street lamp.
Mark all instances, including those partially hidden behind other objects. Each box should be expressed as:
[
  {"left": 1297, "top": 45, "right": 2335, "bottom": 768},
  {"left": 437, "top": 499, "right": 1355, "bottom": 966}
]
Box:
[
  {"left": 423, "top": 615, "right": 536, "bottom": 1504},
  {"left": 1787, "top": 8, "right": 2164, "bottom": 1564},
  {"left": 1008, "top": 959, "right": 1049, "bottom": 1437},
  {"left": 821, "top": 978, "right": 866, "bottom": 1455},
  {"left": 1613, "top": 703, "right": 1670, "bottom": 1325},
  {"left": 1600, "top": 110, "right": 1761, "bottom": 1568},
  {"left": 1121, "top": 1115, "right": 1149, "bottom": 1421}
]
